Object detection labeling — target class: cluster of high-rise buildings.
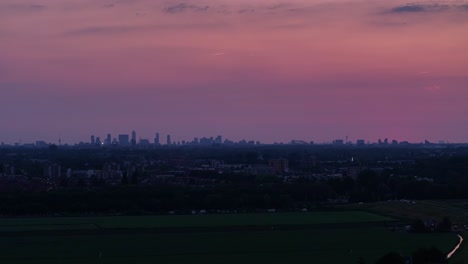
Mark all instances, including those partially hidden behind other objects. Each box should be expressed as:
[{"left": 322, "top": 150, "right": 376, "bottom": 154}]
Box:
[
  {"left": 88, "top": 131, "right": 228, "bottom": 147},
  {"left": 0, "top": 130, "right": 449, "bottom": 148},
  {"left": 333, "top": 138, "right": 414, "bottom": 146}
]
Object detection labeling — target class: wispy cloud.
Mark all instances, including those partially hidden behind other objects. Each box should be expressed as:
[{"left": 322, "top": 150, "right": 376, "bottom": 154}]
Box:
[
  {"left": 61, "top": 23, "right": 228, "bottom": 37},
  {"left": 387, "top": 3, "right": 461, "bottom": 14},
  {"left": 390, "top": 4, "right": 450, "bottom": 13},
  {"left": 61, "top": 26, "right": 145, "bottom": 36},
  {"left": 265, "top": 23, "right": 311, "bottom": 30},
  {"left": 2, "top": 3, "right": 46, "bottom": 13},
  {"left": 163, "top": 3, "right": 209, "bottom": 14}
]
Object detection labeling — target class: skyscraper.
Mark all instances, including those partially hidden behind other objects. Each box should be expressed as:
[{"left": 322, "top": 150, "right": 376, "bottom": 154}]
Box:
[
  {"left": 131, "top": 130, "right": 136, "bottom": 146},
  {"left": 154, "top": 133, "right": 160, "bottom": 145},
  {"left": 118, "top": 134, "right": 130, "bottom": 146},
  {"left": 167, "top": 134, "right": 171, "bottom": 145},
  {"left": 106, "top": 134, "right": 112, "bottom": 145},
  {"left": 91, "top": 135, "right": 95, "bottom": 144}
]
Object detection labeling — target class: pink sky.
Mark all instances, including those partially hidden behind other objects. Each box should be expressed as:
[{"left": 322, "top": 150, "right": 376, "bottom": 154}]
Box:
[{"left": 1, "top": 0, "right": 468, "bottom": 144}]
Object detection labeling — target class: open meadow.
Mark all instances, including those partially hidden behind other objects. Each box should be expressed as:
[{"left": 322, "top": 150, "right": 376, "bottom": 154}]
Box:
[
  {"left": 0, "top": 211, "right": 460, "bottom": 264},
  {"left": 0, "top": 211, "right": 390, "bottom": 231},
  {"left": 338, "top": 200, "right": 468, "bottom": 224}
]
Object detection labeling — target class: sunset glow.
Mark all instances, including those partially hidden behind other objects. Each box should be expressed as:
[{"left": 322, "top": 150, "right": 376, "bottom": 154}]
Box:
[{"left": 1, "top": 0, "right": 468, "bottom": 143}]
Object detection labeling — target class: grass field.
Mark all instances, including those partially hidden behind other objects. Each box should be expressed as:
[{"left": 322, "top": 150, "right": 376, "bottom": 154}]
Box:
[
  {"left": 338, "top": 200, "right": 468, "bottom": 263},
  {"left": 0, "top": 227, "right": 458, "bottom": 264},
  {"left": 0, "top": 211, "right": 392, "bottom": 231},
  {"left": 0, "top": 211, "right": 460, "bottom": 264},
  {"left": 338, "top": 200, "right": 468, "bottom": 224}
]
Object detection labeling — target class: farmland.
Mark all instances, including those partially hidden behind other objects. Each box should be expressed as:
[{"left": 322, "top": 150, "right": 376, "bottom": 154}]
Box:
[
  {"left": 0, "top": 211, "right": 459, "bottom": 264},
  {"left": 338, "top": 200, "right": 468, "bottom": 224},
  {"left": 0, "top": 211, "right": 391, "bottom": 231},
  {"left": 338, "top": 200, "right": 468, "bottom": 263}
]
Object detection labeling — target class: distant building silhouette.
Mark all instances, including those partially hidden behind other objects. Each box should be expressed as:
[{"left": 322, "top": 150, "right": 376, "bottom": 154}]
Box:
[
  {"left": 333, "top": 139, "right": 344, "bottom": 145},
  {"left": 154, "top": 133, "right": 160, "bottom": 145},
  {"left": 131, "top": 130, "right": 136, "bottom": 146},
  {"left": 118, "top": 134, "right": 130, "bottom": 146},
  {"left": 269, "top": 159, "right": 289, "bottom": 174},
  {"left": 106, "top": 134, "right": 112, "bottom": 145},
  {"left": 35, "top": 141, "right": 48, "bottom": 148},
  {"left": 44, "top": 164, "right": 61, "bottom": 178},
  {"left": 167, "top": 134, "right": 171, "bottom": 145}
]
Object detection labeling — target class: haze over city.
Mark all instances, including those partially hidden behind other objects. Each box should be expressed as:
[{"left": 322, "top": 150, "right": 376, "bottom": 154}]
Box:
[{"left": 1, "top": 0, "right": 468, "bottom": 144}]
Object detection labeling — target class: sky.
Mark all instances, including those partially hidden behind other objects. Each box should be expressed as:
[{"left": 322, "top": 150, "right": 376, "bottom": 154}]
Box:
[{"left": 1, "top": 0, "right": 468, "bottom": 144}]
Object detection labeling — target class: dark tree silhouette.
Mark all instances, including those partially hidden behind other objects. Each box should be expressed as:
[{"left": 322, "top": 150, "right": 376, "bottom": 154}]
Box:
[
  {"left": 375, "top": 252, "right": 404, "bottom": 264},
  {"left": 412, "top": 247, "right": 447, "bottom": 264}
]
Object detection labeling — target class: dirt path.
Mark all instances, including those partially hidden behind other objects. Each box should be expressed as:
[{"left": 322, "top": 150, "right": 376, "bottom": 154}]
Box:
[{"left": 447, "top": 234, "right": 463, "bottom": 259}]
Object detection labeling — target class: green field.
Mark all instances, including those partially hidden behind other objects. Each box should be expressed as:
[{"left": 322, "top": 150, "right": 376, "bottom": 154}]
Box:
[
  {"left": 338, "top": 200, "right": 468, "bottom": 263},
  {"left": 338, "top": 200, "right": 468, "bottom": 224},
  {"left": 0, "top": 211, "right": 460, "bottom": 264},
  {"left": 0, "top": 211, "right": 391, "bottom": 231}
]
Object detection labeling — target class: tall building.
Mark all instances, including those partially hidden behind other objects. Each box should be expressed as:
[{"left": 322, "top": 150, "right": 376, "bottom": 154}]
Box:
[
  {"left": 346, "top": 165, "right": 362, "bottom": 178},
  {"left": 333, "top": 139, "right": 344, "bottom": 145},
  {"left": 44, "top": 164, "right": 61, "bottom": 178},
  {"left": 131, "top": 130, "right": 136, "bottom": 146},
  {"left": 118, "top": 134, "right": 130, "bottom": 146},
  {"left": 91, "top": 135, "right": 95, "bottom": 145},
  {"left": 154, "top": 133, "right": 160, "bottom": 145},
  {"left": 268, "top": 159, "right": 289, "bottom": 175},
  {"left": 106, "top": 134, "right": 112, "bottom": 145},
  {"left": 35, "top": 141, "right": 48, "bottom": 148},
  {"left": 166, "top": 134, "right": 171, "bottom": 145}
]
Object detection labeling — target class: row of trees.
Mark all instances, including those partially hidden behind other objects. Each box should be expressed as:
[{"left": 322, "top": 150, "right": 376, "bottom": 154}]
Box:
[{"left": 1, "top": 167, "right": 468, "bottom": 216}]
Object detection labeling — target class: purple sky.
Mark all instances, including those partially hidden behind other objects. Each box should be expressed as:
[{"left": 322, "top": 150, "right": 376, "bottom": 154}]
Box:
[{"left": 1, "top": 0, "right": 468, "bottom": 144}]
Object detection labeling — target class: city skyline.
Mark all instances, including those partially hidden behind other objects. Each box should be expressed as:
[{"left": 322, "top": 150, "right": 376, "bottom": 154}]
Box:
[
  {"left": 0, "top": 129, "right": 457, "bottom": 146},
  {"left": 2, "top": 0, "right": 468, "bottom": 144}
]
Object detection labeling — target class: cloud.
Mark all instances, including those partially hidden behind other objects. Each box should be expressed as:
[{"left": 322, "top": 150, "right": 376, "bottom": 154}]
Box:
[
  {"left": 163, "top": 3, "right": 209, "bottom": 14},
  {"left": 265, "top": 23, "right": 311, "bottom": 30},
  {"left": 238, "top": 8, "right": 255, "bottom": 14},
  {"left": 267, "top": 3, "right": 293, "bottom": 10},
  {"left": 388, "top": 4, "right": 450, "bottom": 14},
  {"left": 61, "top": 23, "right": 228, "bottom": 37},
  {"left": 369, "top": 21, "right": 409, "bottom": 27},
  {"left": 391, "top": 5, "right": 425, "bottom": 13},
  {"left": 61, "top": 26, "right": 144, "bottom": 36},
  {"left": 3, "top": 3, "right": 46, "bottom": 12}
]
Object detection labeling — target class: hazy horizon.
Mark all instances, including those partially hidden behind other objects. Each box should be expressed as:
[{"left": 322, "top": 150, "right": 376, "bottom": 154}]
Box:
[{"left": 2, "top": 0, "right": 468, "bottom": 144}]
